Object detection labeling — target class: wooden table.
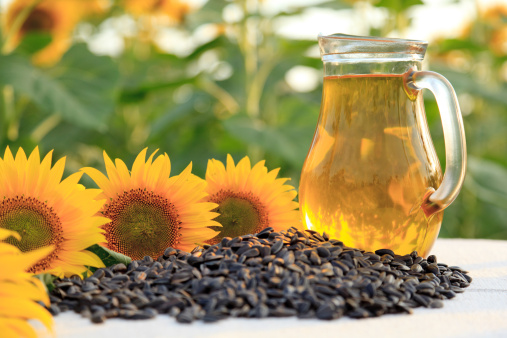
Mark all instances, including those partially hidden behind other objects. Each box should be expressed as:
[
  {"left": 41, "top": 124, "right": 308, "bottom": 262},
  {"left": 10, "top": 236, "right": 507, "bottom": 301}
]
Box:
[{"left": 35, "top": 238, "right": 507, "bottom": 338}]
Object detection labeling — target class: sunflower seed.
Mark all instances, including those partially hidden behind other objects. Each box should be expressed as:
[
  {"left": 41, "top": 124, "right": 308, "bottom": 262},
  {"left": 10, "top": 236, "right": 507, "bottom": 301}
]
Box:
[
  {"left": 111, "top": 275, "right": 129, "bottom": 282},
  {"left": 375, "top": 249, "right": 395, "bottom": 257},
  {"left": 317, "top": 247, "right": 330, "bottom": 258},
  {"left": 48, "top": 227, "right": 471, "bottom": 324},
  {"left": 91, "top": 313, "right": 105, "bottom": 324},
  {"left": 82, "top": 282, "right": 97, "bottom": 292},
  {"left": 427, "top": 255, "right": 437, "bottom": 264},
  {"left": 427, "top": 263, "right": 440, "bottom": 275},
  {"left": 270, "top": 240, "right": 284, "bottom": 254},
  {"left": 242, "top": 248, "right": 260, "bottom": 258},
  {"left": 92, "top": 269, "right": 105, "bottom": 280},
  {"left": 177, "top": 308, "right": 195, "bottom": 323}
]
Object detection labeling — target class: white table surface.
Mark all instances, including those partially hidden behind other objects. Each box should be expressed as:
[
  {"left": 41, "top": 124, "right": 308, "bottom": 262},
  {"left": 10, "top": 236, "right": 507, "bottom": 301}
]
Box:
[{"left": 35, "top": 238, "right": 507, "bottom": 338}]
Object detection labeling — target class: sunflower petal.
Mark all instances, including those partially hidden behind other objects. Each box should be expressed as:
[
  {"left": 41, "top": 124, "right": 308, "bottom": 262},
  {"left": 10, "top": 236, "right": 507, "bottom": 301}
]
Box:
[
  {"left": 0, "top": 280, "right": 49, "bottom": 305},
  {"left": 131, "top": 147, "right": 148, "bottom": 188},
  {"left": 115, "top": 158, "right": 131, "bottom": 191},
  {"left": 0, "top": 229, "right": 21, "bottom": 241},
  {"left": 25, "top": 147, "right": 41, "bottom": 194},
  {"left": 81, "top": 167, "right": 115, "bottom": 196},
  {"left": 34, "top": 149, "right": 54, "bottom": 196},
  {"left": 44, "top": 157, "right": 66, "bottom": 194},
  {"left": 0, "top": 298, "right": 53, "bottom": 330},
  {"left": 3, "top": 318, "right": 38, "bottom": 338},
  {"left": 103, "top": 151, "right": 123, "bottom": 192}
]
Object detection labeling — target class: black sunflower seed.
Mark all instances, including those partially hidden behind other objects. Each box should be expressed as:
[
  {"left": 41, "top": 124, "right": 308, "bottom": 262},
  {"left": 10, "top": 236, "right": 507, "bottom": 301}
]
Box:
[
  {"left": 270, "top": 240, "right": 284, "bottom": 255},
  {"left": 91, "top": 313, "right": 105, "bottom": 324},
  {"left": 48, "top": 227, "right": 471, "bottom": 324}
]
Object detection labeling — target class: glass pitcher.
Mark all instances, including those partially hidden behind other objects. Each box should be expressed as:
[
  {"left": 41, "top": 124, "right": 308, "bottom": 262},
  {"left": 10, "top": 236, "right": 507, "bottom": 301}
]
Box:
[{"left": 299, "top": 34, "right": 466, "bottom": 257}]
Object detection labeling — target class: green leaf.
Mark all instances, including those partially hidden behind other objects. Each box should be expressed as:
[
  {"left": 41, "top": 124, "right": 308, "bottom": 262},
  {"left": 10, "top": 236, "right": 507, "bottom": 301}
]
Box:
[
  {"left": 0, "top": 44, "right": 119, "bottom": 131},
  {"left": 223, "top": 116, "right": 307, "bottom": 166},
  {"left": 187, "top": 36, "right": 228, "bottom": 60},
  {"left": 119, "top": 77, "right": 196, "bottom": 104},
  {"left": 431, "top": 65, "right": 507, "bottom": 105},
  {"left": 272, "top": 1, "right": 351, "bottom": 18},
  {"left": 314, "top": 0, "right": 352, "bottom": 10},
  {"left": 34, "top": 273, "right": 57, "bottom": 293},
  {"left": 187, "top": 0, "right": 228, "bottom": 29},
  {"left": 433, "top": 38, "right": 486, "bottom": 53},
  {"left": 150, "top": 97, "right": 196, "bottom": 136},
  {"left": 374, "top": 0, "right": 423, "bottom": 11},
  {"left": 86, "top": 244, "right": 132, "bottom": 268},
  {"left": 17, "top": 32, "right": 52, "bottom": 55},
  {"left": 466, "top": 157, "right": 507, "bottom": 209}
]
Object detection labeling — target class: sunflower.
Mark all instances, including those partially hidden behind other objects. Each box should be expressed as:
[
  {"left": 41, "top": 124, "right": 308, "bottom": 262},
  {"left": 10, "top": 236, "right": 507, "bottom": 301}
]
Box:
[
  {"left": 124, "top": 0, "right": 191, "bottom": 24},
  {"left": 204, "top": 155, "right": 301, "bottom": 244},
  {"left": 482, "top": 4, "right": 507, "bottom": 56},
  {"left": 0, "top": 229, "right": 53, "bottom": 337},
  {"left": 0, "top": 146, "right": 107, "bottom": 277},
  {"left": 2, "top": 0, "right": 106, "bottom": 65},
  {"left": 81, "top": 148, "right": 220, "bottom": 260}
]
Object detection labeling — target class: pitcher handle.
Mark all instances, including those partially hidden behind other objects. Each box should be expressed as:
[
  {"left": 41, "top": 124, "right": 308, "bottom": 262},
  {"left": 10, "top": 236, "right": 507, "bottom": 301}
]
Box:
[{"left": 406, "top": 70, "right": 467, "bottom": 217}]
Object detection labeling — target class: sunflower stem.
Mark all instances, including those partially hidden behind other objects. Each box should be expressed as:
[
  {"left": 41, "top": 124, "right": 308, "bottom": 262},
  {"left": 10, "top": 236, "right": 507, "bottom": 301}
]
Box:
[
  {"left": 196, "top": 77, "right": 239, "bottom": 116},
  {"left": 234, "top": 0, "right": 266, "bottom": 163},
  {"left": 0, "top": 93, "right": 4, "bottom": 146},
  {"left": 30, "top": 114, "right": 61, "bottom": 143},
  {"left": 236, "top": 0, "right": 258, "bottom": 119},
  {"left": 1, "top": 86, "right": 15, "bottom": 144}
]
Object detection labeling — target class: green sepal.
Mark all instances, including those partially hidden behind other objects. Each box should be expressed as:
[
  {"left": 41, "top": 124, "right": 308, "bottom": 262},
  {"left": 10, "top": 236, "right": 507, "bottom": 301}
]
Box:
[
  {"left": 33, "top": 273, "right": 57, "bottom": 293},
  {"left": 86, "top": 244, "right": 132, "bottom": 269}
]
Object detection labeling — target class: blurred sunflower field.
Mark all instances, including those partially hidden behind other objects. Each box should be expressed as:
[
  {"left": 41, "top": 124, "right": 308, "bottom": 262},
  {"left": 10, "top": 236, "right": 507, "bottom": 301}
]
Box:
[{"left": 0, "top": 0, "right": 506, "bottom": 241}]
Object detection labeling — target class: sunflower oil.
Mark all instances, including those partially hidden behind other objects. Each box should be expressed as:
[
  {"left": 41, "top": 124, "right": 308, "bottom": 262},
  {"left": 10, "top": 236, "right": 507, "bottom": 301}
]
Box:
[{"left": 299, "top": 75, "right": 443, "bottom": 257}]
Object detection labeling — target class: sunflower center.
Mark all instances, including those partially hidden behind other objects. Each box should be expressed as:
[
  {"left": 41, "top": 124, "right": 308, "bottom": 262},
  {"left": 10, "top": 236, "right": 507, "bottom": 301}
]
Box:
[
  {"left": 0, "top": 196, "right": 63, "bottom": 273},
  {"left": 21, "top": 8, "right": 55, "bottom": 33},
  {"left": 207, "top": 190, "right": 268, "bottom": 244},
  {"left": 103, "top": 189, "right": 181, "bottom": 260},
  {"left": 151, "top": 0, "right": 166, "bottom": 10}
]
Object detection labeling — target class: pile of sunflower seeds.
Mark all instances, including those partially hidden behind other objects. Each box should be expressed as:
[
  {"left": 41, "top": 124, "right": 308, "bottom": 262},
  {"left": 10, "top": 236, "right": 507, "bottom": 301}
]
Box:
[{"left": 47, "top": 227, "right": 471, "bottom": 323}]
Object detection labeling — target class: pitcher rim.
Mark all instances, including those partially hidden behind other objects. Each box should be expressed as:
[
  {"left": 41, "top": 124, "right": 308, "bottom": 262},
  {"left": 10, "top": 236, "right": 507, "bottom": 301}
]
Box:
[
  {"left": 318, "top": 33, "right": 428, "bottom": 60},
  {"left": 319, "top": 33, "right": 428, "bottom": 45}
]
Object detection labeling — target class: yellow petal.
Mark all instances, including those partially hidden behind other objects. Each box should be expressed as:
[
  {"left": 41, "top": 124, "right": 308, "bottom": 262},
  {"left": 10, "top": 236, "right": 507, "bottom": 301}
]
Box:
[
  {"left": 0, "top": 318, "right": 37, "bottom": 338},
  {"left": 0, "top": 246, "right": 54, "bottom": 278},
  {"left": 142, "top": 149, "right": 159, "bottom": 183},
  {"left": 115, "top": 158, "right": 131, "bottom": 190},
  {"left": 59, "top": 250, "right": 104, "bottom": 268},
  {"left": 103, "top": 151, "right": 123, "bottom": 192},
  {"left": 236, "top": 156, "right": 251, "bottom": 191},
  {"left": 0, "top": 298, "right": 53, "bottom": 330},
  {"left": 81, "top": 167, "right": 115, "bottom": 197},
  {"left": 43, "top": 157, "right": 66, "bottom": 195},
  {"left": 0, "top": 280, "right": 49, "bottom": 305},
  {"left": 34, "top": 149, "right": 54, "bottom": 196},
  {"left": 14, "top": 146, "right": 27, "bottom": 168},
  {"left": 25, "top": 147, "right": 41, "bottom": 194},
  {"left": 146, "top": 155, "right": 166, "bottom": 190},
  {"left": 0, "top": 244, "right": 21, "bottom": 256},
  {"left": 225, "top": 154, "right": 238, "bottom": 188},
  {"left": 0, "top": 229, "right": 21, "bottom": 241},
  {"left": 3, "top": 318, "right": 38, "bottom": 338},
  {"left": 155, "top": 154, "right": 171, "bottom": 187},
  {"left": 3, "top": 145, "right": 14, "bottom": 163},
  {"left": 130, "top": 147, "right": 148, "bottom": 188}
]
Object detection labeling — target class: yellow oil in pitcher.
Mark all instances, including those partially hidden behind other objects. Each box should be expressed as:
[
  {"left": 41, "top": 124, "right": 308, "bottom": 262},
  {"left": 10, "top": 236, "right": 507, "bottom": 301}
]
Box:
[{"left": 299, "top": 74, "right": 443, "bottom": 257}]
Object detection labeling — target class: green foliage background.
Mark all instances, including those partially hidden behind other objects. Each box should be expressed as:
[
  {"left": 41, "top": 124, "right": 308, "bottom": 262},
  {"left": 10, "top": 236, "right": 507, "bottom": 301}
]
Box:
[{"left": 0, "top": 0, "right": 506, "bottom": 240}]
